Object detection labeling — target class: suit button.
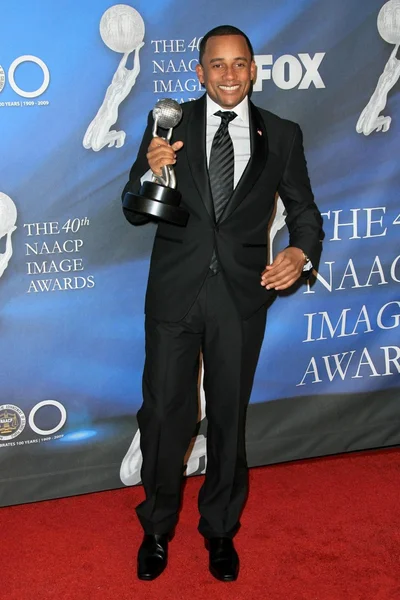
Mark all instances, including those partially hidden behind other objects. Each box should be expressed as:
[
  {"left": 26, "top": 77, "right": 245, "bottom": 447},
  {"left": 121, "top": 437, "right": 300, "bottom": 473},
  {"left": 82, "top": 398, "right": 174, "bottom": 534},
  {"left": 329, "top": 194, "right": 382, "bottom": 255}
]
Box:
[{"left": 215, "top": 226, "right": 219, "bottom": 233}]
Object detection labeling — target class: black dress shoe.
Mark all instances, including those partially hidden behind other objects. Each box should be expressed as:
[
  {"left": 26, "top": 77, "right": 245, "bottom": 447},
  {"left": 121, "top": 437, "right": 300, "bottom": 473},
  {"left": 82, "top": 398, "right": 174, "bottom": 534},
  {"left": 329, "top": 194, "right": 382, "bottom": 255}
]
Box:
[
  {"left": 137, "top": 534, "right": 170, "bottom": 580},
  {"left": 205, "top": 537, "right": 239, "bottom": 581}
]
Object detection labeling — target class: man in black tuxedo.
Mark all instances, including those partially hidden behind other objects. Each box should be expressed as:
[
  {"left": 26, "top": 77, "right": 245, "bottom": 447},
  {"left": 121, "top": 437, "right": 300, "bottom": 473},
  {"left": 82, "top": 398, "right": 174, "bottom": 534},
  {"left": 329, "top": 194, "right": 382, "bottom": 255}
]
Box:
[{"left": 122, "top": 25, "right": 324, "bottom": 582}]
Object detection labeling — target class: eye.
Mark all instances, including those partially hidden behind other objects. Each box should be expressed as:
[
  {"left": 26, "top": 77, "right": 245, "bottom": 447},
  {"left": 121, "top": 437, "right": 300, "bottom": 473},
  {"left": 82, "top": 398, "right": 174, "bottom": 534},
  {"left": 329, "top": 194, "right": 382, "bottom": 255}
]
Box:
[{"left": 212, "top": 63, "right": 223, "bottom": 69}]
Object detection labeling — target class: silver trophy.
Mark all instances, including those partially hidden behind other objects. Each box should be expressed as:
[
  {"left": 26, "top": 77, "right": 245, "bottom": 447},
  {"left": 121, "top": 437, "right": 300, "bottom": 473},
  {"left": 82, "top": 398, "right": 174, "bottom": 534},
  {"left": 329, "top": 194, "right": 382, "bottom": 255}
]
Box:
[{"left": 123, "top": 98, "right": 189, "bottom": 226}]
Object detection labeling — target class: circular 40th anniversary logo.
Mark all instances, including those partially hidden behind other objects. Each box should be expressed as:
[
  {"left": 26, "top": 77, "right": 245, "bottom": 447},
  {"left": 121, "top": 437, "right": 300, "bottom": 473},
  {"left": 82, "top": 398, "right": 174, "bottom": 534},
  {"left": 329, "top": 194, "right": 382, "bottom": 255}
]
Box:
[{"left": 0, "top": 404, "right": 26, "bottom": 440}]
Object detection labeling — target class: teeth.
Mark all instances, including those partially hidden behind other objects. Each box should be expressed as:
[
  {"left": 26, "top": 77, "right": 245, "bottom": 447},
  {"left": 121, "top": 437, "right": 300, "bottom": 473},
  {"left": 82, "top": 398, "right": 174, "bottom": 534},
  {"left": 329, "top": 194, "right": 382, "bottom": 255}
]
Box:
[{"left": 219, "top": 85, "right": 240, "bottom": 90}]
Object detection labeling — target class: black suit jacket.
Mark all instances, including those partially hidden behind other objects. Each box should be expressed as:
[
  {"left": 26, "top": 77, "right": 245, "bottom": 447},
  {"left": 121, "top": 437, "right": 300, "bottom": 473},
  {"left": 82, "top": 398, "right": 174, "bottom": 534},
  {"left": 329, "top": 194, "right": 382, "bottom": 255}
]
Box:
[{"left": 122, "top": 95, "right": 324, "bottom": 321}]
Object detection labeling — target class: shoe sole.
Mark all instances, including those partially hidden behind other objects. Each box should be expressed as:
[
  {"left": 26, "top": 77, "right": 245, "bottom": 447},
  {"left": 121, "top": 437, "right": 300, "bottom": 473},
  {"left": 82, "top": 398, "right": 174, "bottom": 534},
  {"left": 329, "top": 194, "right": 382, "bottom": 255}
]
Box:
[
  {"left": 209, "top": 566, "right": 238, "bottom": 582},
  {"left": 137, "top": 566, "right": 166, "bottom": 581}
]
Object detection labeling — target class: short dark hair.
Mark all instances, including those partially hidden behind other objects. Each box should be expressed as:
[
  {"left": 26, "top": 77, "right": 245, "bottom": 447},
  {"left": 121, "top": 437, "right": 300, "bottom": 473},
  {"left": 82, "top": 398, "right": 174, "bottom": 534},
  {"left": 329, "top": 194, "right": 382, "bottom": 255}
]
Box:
[{"left": 199, "top": 25, "right": 254, "bottom": 65}]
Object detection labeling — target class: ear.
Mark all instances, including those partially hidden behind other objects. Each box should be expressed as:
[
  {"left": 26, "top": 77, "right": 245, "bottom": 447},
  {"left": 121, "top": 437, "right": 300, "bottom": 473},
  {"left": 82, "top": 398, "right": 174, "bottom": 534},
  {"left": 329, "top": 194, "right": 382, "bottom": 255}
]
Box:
[
  {"left": 196, "top": 63, "right": 204, "bottom": 84},
  {"left": 250, "top": 59, "right": 256, "bottom": 82}
]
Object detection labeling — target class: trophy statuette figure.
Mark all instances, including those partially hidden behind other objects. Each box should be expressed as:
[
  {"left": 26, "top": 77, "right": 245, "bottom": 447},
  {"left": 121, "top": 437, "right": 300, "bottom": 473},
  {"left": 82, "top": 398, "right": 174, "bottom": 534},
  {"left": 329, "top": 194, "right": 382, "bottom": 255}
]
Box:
[{"left": 123, "top": 99, "right": 189, "bottom": 226}]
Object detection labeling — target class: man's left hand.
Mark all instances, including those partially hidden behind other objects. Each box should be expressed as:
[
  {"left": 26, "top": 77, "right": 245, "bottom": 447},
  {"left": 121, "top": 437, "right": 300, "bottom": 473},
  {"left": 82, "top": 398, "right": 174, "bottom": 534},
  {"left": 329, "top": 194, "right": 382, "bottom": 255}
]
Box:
[{"left": 261, "top": 247, "right": 305, "bottom": 290}]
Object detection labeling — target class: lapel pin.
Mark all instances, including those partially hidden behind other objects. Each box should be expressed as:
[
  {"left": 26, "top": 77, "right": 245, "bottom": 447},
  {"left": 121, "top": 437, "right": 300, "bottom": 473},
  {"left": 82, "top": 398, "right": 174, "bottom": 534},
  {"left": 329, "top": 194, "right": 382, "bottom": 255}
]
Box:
[{"left": 257, "top": 129, "right": 262, "bottom": 136}]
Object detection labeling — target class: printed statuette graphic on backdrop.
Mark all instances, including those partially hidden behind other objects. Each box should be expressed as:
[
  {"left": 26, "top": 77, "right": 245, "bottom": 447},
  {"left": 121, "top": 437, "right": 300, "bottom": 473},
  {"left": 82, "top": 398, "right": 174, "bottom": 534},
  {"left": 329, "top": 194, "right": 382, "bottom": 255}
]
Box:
[
  {"left": 83, "top": 4, "right": 145, "bottom": 151},
  {"left": 356, "top": 0, "right": 400, "bottom": 135},
  {"left": 0, "top": 193, "right": 17, "bottom": 279},
  {"left": 120, "top": 369, "right": 207, "bottom": 485},
  {"left": 269, "top": 197, "right": 287, "bottom": 262}
]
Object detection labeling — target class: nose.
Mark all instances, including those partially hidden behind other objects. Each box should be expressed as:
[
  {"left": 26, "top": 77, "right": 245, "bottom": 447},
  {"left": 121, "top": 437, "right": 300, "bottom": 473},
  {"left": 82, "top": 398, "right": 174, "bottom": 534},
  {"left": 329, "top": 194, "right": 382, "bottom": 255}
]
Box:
[{"left": 223, "top": 65, "right": 235, "bottom": 80}]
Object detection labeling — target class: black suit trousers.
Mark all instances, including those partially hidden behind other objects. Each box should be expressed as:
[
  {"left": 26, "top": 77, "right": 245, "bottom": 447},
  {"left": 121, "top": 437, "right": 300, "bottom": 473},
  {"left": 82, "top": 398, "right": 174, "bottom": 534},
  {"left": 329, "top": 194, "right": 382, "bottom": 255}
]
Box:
[{"left": 136, "top": 269, "right": 267, "bottom": 538}]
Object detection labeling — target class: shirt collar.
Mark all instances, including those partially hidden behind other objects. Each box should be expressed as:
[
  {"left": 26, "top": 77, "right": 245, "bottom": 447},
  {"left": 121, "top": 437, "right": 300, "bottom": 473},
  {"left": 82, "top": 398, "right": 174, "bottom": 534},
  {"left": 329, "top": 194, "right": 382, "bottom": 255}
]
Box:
[{"left": 206, "top": 94, "right": 249, "bottom": 125}]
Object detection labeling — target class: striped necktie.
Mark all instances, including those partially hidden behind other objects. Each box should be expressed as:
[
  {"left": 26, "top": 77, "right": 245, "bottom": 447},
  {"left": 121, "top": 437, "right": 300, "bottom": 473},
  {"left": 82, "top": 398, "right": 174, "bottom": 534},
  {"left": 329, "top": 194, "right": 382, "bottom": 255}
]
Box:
[{"left": 208, "top": 110, "right": 237, "bottom": 273}]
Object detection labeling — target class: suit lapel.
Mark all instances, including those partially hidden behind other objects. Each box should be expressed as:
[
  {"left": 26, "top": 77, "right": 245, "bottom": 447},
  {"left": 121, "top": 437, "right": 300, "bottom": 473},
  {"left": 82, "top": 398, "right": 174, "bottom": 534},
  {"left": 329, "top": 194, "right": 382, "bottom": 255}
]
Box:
[
  {"left": 219, "top": 100, "right": 269, "bottom": 223},
  {"left": 186, "top": 95, "right": 215, "bottom": 221},
  {"left": 185, "top": 97, "right": 269, "bottom": 223}
]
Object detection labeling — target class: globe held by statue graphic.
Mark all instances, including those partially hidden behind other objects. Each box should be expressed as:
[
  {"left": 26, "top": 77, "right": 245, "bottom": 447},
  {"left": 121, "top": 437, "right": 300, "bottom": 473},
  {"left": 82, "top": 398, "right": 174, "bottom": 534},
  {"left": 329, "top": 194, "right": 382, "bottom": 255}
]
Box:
[{"left": 100, "top": 4, "right": 145, "bottom": 53}]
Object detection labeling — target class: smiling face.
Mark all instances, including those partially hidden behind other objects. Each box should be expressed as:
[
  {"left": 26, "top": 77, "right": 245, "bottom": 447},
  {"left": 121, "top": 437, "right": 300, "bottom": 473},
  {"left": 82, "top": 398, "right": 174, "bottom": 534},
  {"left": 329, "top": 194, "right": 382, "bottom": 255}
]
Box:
[{"left": 196, "top": 34, "right": 256, "bottom": 109}]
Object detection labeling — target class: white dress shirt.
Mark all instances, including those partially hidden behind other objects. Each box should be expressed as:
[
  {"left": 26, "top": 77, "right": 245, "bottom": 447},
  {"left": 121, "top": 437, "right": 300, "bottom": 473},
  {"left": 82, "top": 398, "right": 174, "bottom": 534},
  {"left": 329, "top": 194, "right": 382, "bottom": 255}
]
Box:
[{"left": 206, "top": 95, "right": 250, "bottom": 188}]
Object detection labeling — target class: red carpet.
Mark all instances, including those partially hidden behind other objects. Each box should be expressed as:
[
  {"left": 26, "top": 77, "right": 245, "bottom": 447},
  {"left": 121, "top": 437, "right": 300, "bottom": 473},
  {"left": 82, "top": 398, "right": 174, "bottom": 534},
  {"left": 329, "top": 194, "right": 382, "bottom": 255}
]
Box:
[{"left": 4, "top": 449, "right": 400, "bottom": 600}]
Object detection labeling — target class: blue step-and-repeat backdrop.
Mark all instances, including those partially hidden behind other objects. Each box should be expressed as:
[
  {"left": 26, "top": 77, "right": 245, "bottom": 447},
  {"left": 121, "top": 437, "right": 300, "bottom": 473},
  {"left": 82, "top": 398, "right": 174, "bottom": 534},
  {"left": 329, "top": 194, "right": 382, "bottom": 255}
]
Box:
[{"left": 0, "top": 0, "right": 399, "bottom": 505}]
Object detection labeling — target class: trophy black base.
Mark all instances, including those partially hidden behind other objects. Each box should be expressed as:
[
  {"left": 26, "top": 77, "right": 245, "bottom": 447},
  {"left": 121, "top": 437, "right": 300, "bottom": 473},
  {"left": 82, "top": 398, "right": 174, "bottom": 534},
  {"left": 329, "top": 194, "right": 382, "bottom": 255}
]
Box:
[{"left": 123, "top": 181, "right": 189, "bottom": 227}]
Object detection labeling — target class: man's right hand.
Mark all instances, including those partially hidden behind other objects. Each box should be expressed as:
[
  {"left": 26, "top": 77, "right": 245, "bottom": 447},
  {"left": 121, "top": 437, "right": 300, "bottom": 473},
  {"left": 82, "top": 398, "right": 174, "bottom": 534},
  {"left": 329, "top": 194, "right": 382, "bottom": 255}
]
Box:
[{"left": 147, "top": 138, "right": 184, "bottom": 177}]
